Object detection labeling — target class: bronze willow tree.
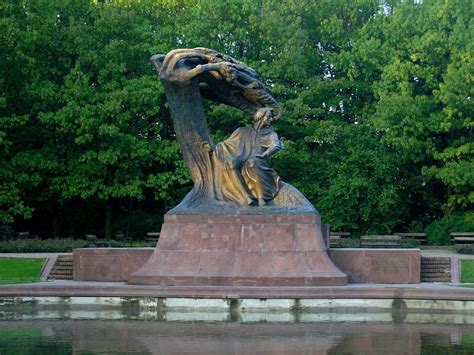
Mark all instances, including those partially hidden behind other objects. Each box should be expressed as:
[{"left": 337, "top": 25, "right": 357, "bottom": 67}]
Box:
[{"left": 151, "top": 48, "right": 313, "bottom": 213}]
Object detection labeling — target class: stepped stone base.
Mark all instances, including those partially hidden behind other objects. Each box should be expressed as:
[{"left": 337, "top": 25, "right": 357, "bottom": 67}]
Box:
[
  {"left": 48, "top": 255, "right": 73, "bottom": 280},
  {"left": 329, "top": 249, "right": 420, "bottom": 284},
  {"left": 128, "top": 213, "right": 347, "bottom": 286},
  {"left": 420, "top": 257, "right": 451, "bottom": 282}
]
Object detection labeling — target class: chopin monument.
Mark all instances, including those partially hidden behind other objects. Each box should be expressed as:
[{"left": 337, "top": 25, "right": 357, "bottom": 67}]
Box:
[{"left": 129, "top": 48, "right": 347, "bottom": 286}]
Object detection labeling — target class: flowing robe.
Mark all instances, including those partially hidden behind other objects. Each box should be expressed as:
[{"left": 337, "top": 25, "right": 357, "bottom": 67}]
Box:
[{"left": 212, "top": 126, "right": 281, "bottom": 204}]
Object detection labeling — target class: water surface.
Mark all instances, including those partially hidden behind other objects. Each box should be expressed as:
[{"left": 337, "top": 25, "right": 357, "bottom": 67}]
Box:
[{"left": 1, "top": 320, "right": 474, "bottom": 354}]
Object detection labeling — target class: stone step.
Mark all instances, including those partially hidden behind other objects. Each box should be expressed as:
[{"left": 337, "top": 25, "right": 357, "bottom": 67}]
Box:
[
  {"left": 421, "top": 264, "right": 451, "bottom": 268},
  {"left": 49, "top": 269, "right": 73, "bottom": 273},
  {"left": 421, "top": 268, "right": 451, "bottom": 272},
  {"left": 54, "top": 262, "right": 73, "bottom": 267},
  {"left": 49, "top": 269, "right": 72, "bottom": 274},
  {"left": 420, "top": 271, "right": 451, "bottom": 277},
  {"left": 420, "top": 256, "right": 451, "bottom": 284},
  {"left": 421, "top": 278, "right": 452, "bottom": 282},
  {"left": 48, "top": 275, "right": 73, "bottom": 280},
  {"left": 421, "top": 257, "right": 450, "bottom": 261},
  {"left": 421, "top": 258, "right": 451, "bottom": 263},
  {"left": 47, "top": 255, "right": 74, "bottom": 280}
]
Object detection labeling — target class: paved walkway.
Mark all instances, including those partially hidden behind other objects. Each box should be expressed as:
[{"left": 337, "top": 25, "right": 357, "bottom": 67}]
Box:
[
  {"left": 421, "top": 249, "right": 474, "bottom": 259},
  {"left": 1, "top": 250, "right": 473, "bottom": 301},
  {"left": 0, "top": 252, "right": 72, "bottom": 259},
  {"left": 1, "top": 279, "right": 474, "bottom": 301},
  {"left": 1, "top": 249, "right": 472, "bottom": 259}
]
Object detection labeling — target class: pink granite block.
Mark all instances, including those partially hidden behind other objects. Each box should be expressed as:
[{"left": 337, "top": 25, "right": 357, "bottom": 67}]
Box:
[
  {"left": 262, "top": 224, "right": 296, "bottom": 251},
  {"left": 269, "top": 252, "right": 305, "bottom": 277},
  {"left": 329, "top": 249, "right": 420, "bottom": 284},
  {"left": 157, "top": 223, "right": 182, "bottom": 250},
  {"left": 370, "top": 256, "right": 400, "bottom": 283},
  {"left": 295, "top": 224, "right": 326, "bottom": 251},
  {"left": 237, "top": 224, "right": 265, "bottom": 251},
  {"left": 127, "top": 213, "right": 348, "bottom": 286},
  {"left": 73, "top": 248, "right": 153, "bottom": 281},
  {"left": 232, "top": 252, "right": 274, "bottom": 278},
  {"left": 196, "top": 251, "right": 235, "bottom": 278},
  {"left": 206, "top": 224, "right": 240, "bottom": 251}
]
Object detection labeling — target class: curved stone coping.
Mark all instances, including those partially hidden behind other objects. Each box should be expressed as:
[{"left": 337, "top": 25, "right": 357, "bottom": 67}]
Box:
[
  {"left": 0, "top": 281, "right": 474, "bottom": 301},
  {"left": 2, "top": 296, "right": 474, "bottom": 324}
]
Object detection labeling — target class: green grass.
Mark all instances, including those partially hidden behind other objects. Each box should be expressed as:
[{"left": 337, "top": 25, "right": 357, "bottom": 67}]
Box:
[
  {"left": 0, "top": 258, "right": 45, "bottom": 285},
  {"left": 460, "top": 259, "right": 474, "bottom": 283}
]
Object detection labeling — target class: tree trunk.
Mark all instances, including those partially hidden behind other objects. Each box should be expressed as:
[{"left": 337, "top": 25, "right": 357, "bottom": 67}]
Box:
[
  {"left": 105, "top": 199, "right": 112, "bottom": 239},
  {"left": 126, "top": 197, "right": 132, "bottom": 239},
  {"left": 163, "top": 80, "right": 215, "bottom": 205}
]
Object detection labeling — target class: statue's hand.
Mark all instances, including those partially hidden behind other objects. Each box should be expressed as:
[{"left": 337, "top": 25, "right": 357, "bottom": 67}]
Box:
[
  {"left": 202, "top": 141, "right": 215, "bottom": 153},
  {"left": 254, "top": 154, "right": 265, "bottom": 159}
]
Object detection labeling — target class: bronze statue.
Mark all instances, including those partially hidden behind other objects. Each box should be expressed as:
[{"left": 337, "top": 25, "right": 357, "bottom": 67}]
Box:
[
  {"left": 151, "top": 48, "right": 314, "bottom": 212},
  {"left": 204, "top": 107, "right": 282, "bottom": 207}
]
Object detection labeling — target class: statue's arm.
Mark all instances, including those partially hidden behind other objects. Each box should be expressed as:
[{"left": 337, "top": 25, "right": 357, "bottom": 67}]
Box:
[
  {"left": 261, "top": 132, "right": 283, "bottom": 158},
  {"left": 181, "top": 62, "right": 230, "bottom": 81},
  {"left": 202, "top": 141, "right": 216, "bottom": 153}
]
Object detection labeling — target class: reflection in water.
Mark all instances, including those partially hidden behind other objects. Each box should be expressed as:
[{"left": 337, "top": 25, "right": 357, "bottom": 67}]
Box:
[{"left": 1, "top": 320, "right": 474, "bottom": 354}]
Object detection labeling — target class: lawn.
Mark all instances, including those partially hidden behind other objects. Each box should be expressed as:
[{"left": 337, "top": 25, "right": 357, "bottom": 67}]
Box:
[
  {"left": 460, "top": 259, "right": 474, "bottom": 283},
  {"left": 0, "top": 258, "right": 46, "bottom": 285}
]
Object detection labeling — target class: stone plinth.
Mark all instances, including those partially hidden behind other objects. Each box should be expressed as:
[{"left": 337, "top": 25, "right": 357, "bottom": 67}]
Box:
[
  {"left": 128, "top": 213, "right": 347, "bottom": 286},
  {"left": 329, "top": 249, "right": 420, "bottom": 283},
  {"left": 73, "top": 248, "right": 154, "bottom": 281}
]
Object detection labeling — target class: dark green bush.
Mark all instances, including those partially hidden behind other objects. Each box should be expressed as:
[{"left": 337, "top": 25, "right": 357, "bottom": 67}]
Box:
[
  {"left": 340, "top": 237, "right": 361, "bottom": 248},
  {"left": 0, "top": 239, "right": 87, "bottom": 253},
  {"left": 455, "top": 245, "right": 474, "bottom": 255},
  {"left": 0, "top": 225, "right": 15, "bottom": 240},
  {"left": 400, "top": 238, "right": 419, "bottom": 249},
  {"left": 425, "top": 213, "right": 474, "bottom": 246}
]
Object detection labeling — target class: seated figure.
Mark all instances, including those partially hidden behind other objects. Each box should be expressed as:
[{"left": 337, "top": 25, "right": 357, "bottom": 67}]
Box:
[{"left": 204, "top": 107, "right": 283, "bottom": 207}]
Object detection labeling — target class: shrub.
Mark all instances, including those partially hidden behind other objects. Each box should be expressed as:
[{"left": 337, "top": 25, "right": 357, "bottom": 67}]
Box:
[
  {"left": 0, "top": 239, "right": 87, "bottom": 253},
  {"left": 425, "top": 212, "right": 474, "bottom": 246},
  {"left": 400, "top": 238, "right": 419, "bottom": 249},
  {"left": 0, "top": 225, "right": 15, "bottom": 240},
  {"left": 340, "top": 237, "right": 361, "bottom": 248},
  {"left": 455, "top": 245, "right": 474, "bottom": 255}
]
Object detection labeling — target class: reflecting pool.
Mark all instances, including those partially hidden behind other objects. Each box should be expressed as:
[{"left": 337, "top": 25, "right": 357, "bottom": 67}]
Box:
[{"left": 1, "top": 319, "right": 474, "bottom": 354}]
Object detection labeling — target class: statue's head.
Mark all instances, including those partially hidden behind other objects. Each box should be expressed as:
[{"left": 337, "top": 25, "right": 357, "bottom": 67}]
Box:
[
  {"left": 253, "top": 106, "right": 283, "bottom": 127},
  {"left": 150, "top": 54, "right": 166, "bottom": 72},
  {"left": 253, "top": 107, "right": 275, "bottom": 127}
]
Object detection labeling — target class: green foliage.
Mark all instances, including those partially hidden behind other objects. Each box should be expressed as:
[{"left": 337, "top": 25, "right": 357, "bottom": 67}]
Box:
[
  {"left": 0, "top": 257, "right": 45, "bottom": 284},
  {"left": 455, "top": 245, "right": 474, "bottom": 255},
  {"left": 0, "top": 239, "right": 87, "bottom": 253},
  {"left": 0, "top": 0, "right": 472, "bottom": 237},
  {"left": 425, "top": 213, "right": 474, "bottom": 246}
]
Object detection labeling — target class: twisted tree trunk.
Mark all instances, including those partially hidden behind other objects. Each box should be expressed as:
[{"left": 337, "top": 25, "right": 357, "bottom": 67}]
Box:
[{"left": 161, "top": 80, "right": 215, "bottom": 205}]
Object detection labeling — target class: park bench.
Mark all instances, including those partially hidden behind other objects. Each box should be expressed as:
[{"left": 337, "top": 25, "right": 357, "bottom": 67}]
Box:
[
  {"left": 329, "top": 235, "right": 341, "bottom": 248},
  {"left": 17, "top": 232, "right": 31, "bottom": 239},
  {"left": 85, "top": 234, "right": 109, "bottom": 247},
  {"left": 328, "top": 232, "right": 350, "bottom": 248},
  {"left": 360, "top": 235, "right": 402, "bottom": 248},
  {"left": 15, "top": 231, "right": 39, "bottom": 240},
  {"left": 146, "top": 232, "right": 160, "bottom": 245},
  {"left": 395, "top": 232, "right": 427, "bottom": 245},
  {"left": 114, "top": 232, "right": 132, "bottom": 247},
  {"left": 451, "top": 232, "right": 474, "bottom": 246}
]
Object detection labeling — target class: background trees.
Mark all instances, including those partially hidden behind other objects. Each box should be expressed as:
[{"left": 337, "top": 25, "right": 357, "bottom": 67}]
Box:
[{"left": 1, "top": 0, "right": 472, "bottom": 240}]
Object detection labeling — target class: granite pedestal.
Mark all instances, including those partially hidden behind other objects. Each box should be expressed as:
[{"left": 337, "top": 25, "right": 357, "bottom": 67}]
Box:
[{"left": 128, "top": 213, "right": 347, "bottom": 286}]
